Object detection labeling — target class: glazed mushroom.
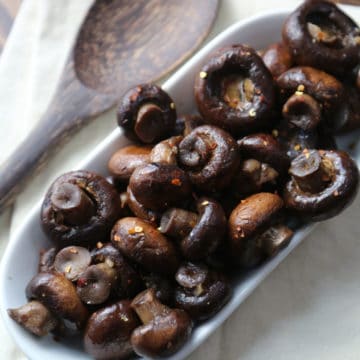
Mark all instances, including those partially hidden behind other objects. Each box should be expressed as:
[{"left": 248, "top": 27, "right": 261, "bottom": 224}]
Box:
[
  {"left": 8, "top": 300, "right": 59, "bottom": 337},
  {"left": 262, "top": 42, "right": 293, "bottom": 78},
  {"left": 194, "top": 44, "right": 276, "bottom": 135},
  {"left": 149, "top": 135, "right": 183, "bottom": 165},
  {"left": 84, "top": 300, "right": 140, "bottom": 360},
  {"left": 111, "top": 217, "right": 180, "bottom": 275},
  {"left": 228, "top": 192, "right": 293, "bottom": 268},
  {"left": 130, "top": 288, "right": 193, "bottom": 357},
  {"left": 91, "top": 242, "right": 142, "bottom": 299},
  {"left": 128, "top": 163, "right": 191, "bottom": 211},
  {"left": 117, "top": 84, "right": 177, "bottom": 144},
  {"left": 177, "top": 125, "right": 240, "bottom": 191},
  {"left": 174, "top": 114, "right": 205, "bottom": 136},
  {"left": 282, "top": 0, "right": 360, "bottom": 77},
  {"left": 41, "top": 171, "right": 121, "bottom": 248},
  {"left": 26, "top": 272, "right": 88, "bottom": 328},
  {"left": 160, "top": 197, "right": 226, "bottom": 260},
  {"left": 283, "top": 149, "right": 359, "bottom": 221},
  {"left": 54, "top": 246, "right": 91, "bottom": 281},
  {"left": 108, "top": 145, "right": 152, "bottom": 182},
  {"left": 174, "top": 262, "right": 231, "bottom": 321}
]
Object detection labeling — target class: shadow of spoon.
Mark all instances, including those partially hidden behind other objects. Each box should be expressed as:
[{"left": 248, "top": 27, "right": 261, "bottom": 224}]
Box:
[{"left": 0, "top": 0, "right": 218, "bottom": 210}]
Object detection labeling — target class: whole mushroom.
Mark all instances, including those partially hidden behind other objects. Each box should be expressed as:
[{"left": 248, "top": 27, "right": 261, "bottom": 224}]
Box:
[
  {"left": 131, "top": 288, "right": 193, "bottom": 357},
  {"left": 262, "top": 42, "right": 293, "bottom": 78}
]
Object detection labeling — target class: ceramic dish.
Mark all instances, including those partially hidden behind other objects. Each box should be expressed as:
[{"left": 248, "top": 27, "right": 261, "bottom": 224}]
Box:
[{"left": 1, "top": 6, "right": 360, "bottom": 360}]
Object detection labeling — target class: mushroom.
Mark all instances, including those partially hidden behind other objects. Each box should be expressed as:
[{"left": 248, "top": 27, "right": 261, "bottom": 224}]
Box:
[
  {"left": 26, "top": 272, "right": 88, "bottom": 328},
  {"left": 174, "top": 114, "right": 205, "bottom": 136},
  {"left": 38, "top": 247, "right": 56, "bottom": 273},
  {"left": 84, "top": 300, "right": 140, "bottom": 360},
  {"left": 54, "top": 246, "right": 91, "bottom": 281},
  {"left": 177, "top": 125, "right": 240, "bottom": 191},
  {"left": 282, "top": 0, "right": 360, "bottom": 77},
  {"left": 41, "top": 171, "right": 121, "bottom": 248},
  {"left": 149, "top": 135, "right": 183, "bottom": 165},
  {"left": 141, "top": 272, "right": 175, "bottom": 305},
  {"left": 283, "top": 149, "right": 359, "bottom": 221},
  {"left": 194, "top": 44, "right": 276, "bottom": 135},
  {"left": 174, "top": 262, "right": 231, "bottom": 321},
  {"left": 160, "top": 197, "right": 226, "bottom": 260},
  {"left": 228, "top": 192, "right": 293, "bottom": 268},
  {"left": 91, "top": 242, "right": 142, "bottom": 299},
  {"left": 8, "top": 300, "right": 59, "bottom": 337},
  {"left": 108, "top": 145, "right": 152, "bottom": 182},
  {"left": 262, "top": 42, "right": 293, "bottom": 78},
  {"left": 117, "top": 84, "right": 177, "bottom": 144},
  {"left": 130, "top": 288, "right": 193, "bottom": 357},
  {"left": 111, "top": 217, "right": 180, "bottom": 275},
  {"left": 128, "top": 163, "right": 191, "bottom": 211}
]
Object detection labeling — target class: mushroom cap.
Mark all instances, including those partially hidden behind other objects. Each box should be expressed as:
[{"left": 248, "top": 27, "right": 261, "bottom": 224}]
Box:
[
  {"left": 84, "top": 300, "right": 139, "bottom": 360},
  {"left": 194, "top": 44, "right": 276, "bottom": 135},
  {"left": 111, "top": 217, "right": 180, "bottom": 275},
  {"left": 262, "top": 42, "right": 293, "bottom": 78},
  {"left": 41, "top": 171, "right": 121, "bottom": 248}
]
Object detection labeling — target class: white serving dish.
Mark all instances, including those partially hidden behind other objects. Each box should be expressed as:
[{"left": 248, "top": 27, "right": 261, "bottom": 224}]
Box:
[{"left": 1, "top": 6, "right": 360, "bottom": 360}]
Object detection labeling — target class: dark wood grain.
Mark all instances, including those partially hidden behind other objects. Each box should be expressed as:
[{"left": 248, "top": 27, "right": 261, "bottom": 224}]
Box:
[{"left": 0, "top": 0, "right": 219, "bottom": 211}]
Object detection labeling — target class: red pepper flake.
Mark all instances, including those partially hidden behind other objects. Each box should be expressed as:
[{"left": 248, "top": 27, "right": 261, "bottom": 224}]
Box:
[
  {"left": 171, "top": 178, "right": 182, "bottom": 186},
  {"left": 77, "top": 278, "right": 87, "bottom": 287}
]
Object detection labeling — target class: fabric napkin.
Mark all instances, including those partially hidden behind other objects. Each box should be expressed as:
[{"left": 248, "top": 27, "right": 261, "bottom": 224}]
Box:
[{"left": 1, "top": 0, "right": 360, "bottom": 359}]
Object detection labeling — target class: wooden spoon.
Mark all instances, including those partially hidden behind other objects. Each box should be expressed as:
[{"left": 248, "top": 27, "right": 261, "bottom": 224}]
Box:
[{"left": 0, "top": 0, "right": 218, "bottom": 210}]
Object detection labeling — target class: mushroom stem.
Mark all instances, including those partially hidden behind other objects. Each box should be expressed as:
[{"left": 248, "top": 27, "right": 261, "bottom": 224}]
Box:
[
  {"left": 289, "top": 150, "right": 332, "bottom": 193},
  {"left": 50, "top": 182, "right": 95, "bottom": 225},
  {"left": 160, "top": 208, "right": 199, "bottom": 238},
  {"left": 135, "top": 103, "right": 164, "bottom": 143},
  {"left": 131, "top": 289, "right": 171, "bottom": 325}
]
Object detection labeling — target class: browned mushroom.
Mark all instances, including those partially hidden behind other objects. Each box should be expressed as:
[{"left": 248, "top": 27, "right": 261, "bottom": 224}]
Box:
[
  {"left": 111, "top": 217, "right": 180, "bottom": 275},
  {"left": 130, "top": 288, "right": 192, "bottom": 357},
  {"left": 117, "top": 84, "right": 177, "bottom": 144},
  {"left": 41, "top": 171, "right": 121, "bottom": 248},
  {"left": 84, "top": 300, "right": 140, "bottom": 360},
  {"left": 262, "top": 42, "right": 293, "bottom": 78},
  {"left": 108, "top": 145, "right": 152, "bottom": 182},
  {"left": 8, "top": 301, "right": 59, "bottom": 337},
  {"left": 283, "top": 149, "right": 359, "bottom": 221},
  {"left": 160, "top": 197, "right": 226, "bottom": 260},
  {"left": 194, "top": 44, "right": 276, "bottom": 135},
  {"left": 149, "top": 136, "right": 183, "bottom": 165},
  {"left": 174, "top": 262, "right": 231, "bottom": 321},
  {"left": 228, "top": 193, "right": 293, "bottom": 268},
  {"left": 128, "top": 163, "right": 191, "bottom": 211},
  {"left": 26, "top": 272, "right": 88, "bottom": 328},
  {"left": 54, "top": 246, "right": 91, "bottom": 281},
  {"left": 282, "top": 0, "right": 360, "bottom": 77},
  {"left": 177, "top": 125, "right": 240, "bottom": 191}
]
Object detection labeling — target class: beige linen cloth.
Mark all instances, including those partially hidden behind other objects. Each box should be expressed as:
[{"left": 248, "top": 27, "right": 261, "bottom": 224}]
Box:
[{"left": 1, "top": 0, "right": 360, "bottom": 359}]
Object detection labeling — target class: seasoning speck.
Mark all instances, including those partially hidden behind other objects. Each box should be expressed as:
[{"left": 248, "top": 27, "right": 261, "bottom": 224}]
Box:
[
  {"left": 114, "top": 234, "right": 121, "bottom": 241},
  {"left": 170, "top": 102, "right": 176, "bottom": 109},
  {"left": 294, "top": 144, "right": 301, "bottom": 151},
  {"left": 65, "top": 265, "right": 72, "bottom": 274},
  {"left": 171, "top": 178, "right": 182, "bottom": 186},
  {"left": 199, "top": 71, "right": 207, "bottom": 79},
  {"left": 70, "top": 248, "right": 78, "bottom": 254},
  {"left": 249, "top": 108, "right": 256, "bottom": 117},
  {"left": 201, "top": 200, "right": 209, "bottom": 206},
  {"left": 96, "top": 242, "right": 104, "bottom": 249},
  {"left": 134, "top": 226, "right": 143, "bottom": 233},
  {"left": 272, "top": 129, "right": 279, "bottom": 137}
]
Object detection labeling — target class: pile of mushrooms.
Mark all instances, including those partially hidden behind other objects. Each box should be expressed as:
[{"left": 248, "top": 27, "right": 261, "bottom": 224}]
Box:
[{"left": 8, "top": 1, "right": 360, "bottom": 358}]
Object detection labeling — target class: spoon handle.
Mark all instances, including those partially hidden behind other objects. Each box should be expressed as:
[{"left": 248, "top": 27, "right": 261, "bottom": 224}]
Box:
[{"left": 0, "top": 74, "right": 116, "bottom": 212}]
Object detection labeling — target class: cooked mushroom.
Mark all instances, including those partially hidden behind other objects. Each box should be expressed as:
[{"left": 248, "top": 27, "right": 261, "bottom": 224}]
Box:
[
  {"left": 160, "top": 197, "right": 226, "bottom": 260},
  {"left": 174, "top": 114, "right": 205, "bottom": 136},
  {"left": 111, "top": 217, "right": 180, "bottom": 275},
  {"left": 84, "top": 300, "right": 140, "bottom": 360},
  {"left": 130, "top": 288, "right": 192, "bottom": 357},
  {"left": 149, "top": 136, "right": 183, "bottom": 165},
  {"left": 141, "top": 272, "right": 175, "bottom": 305},
  {"left": 117, "top": 84, "right": 177, "bottom": 144},
  {"left": 41, "top": 171, "right": 121, "bottom": 248},
  {"left": 282, "top": 0, "right": 360, "bottom": 76},
  {"left": 91, "top": 243, "right": 142, "bottom": 299},
  {"left": 108, "top": 145, "right": 152, "bottom": 182},
  {"left": 174, "top": 262, "right": 231, "bottom": 321},
  {"left": 283, "top": 149, "right": 359, "bottom": 221},
  {"left": 54, "top": 246, "right": 91, "bottom": 281},
  {"left": 26, "top": 272, "right": 88, "bottom": 328},
  {"left": 8, "top": 301, "right": 59, "bottom": 337},
  {"left": 128, "top": 163, "right": 191, "bottom": 211},
  {"left": 194, "top": 44, "right": 276, "bottom": 135},
  {"left": 178, "top": 125, "right": 240, "bottom": 191},
  {"left": 262, "top": 42, "right": 293, "bottom": 78},
  {"left": 228, "top": 192, "right": 293, "bottom": 268},
  {"left": 38, "top": 247, "right": 56, "bottom": 273}
]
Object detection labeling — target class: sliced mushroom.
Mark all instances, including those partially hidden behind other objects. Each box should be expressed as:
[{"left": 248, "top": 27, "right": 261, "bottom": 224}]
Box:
[
  {"left": 84, "top": 300, "right": 140, "bottom": 360},
  {"left": 130, "top": 288, "right": 193, "bottom": 357},
  {"left": 174, "top": 262, "right": 231, "bottom": 321}
]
